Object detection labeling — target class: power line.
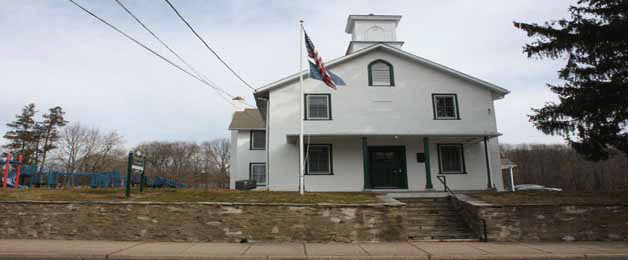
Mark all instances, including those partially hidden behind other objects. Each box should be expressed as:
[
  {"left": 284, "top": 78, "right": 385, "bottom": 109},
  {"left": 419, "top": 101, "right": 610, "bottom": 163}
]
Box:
[
  {"left": 112, "top": 0, "right": 246, "bottom": 107},
  {"left": 68, "top": 0, "right": 241, "bottom": 107},
  {"left": 113, "top": 0, "right": 222, "bottom": 94},
  {"left": 163, "top": 0, "right": 256, "bottom": 91}
]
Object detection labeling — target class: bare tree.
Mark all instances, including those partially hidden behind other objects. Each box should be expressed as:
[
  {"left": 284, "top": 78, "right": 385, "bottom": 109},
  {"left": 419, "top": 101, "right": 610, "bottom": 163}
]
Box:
[
  {"left": 56, "top": 123, "right": 88, "bottom": 173},
  {"left": 209, "top": 138, "right": 230, "bottom": 188},
  {"left": 53, "top": 123, "right": 125, "bottom": 173},
  {"left": 79, "top": 130, "right": 125, "bottom": 172},
  {"left": 501, "top": 144, "right": 628, "bottom": 192},
  {"left": 199, "top": 141, "right": 216, "bottom": 188},
  {"left": 135, "top": 139, "right": 230, "bottom": 188}
]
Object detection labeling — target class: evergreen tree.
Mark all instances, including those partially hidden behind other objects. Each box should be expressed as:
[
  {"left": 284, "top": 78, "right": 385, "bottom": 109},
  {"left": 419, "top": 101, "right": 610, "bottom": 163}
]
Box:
[
  {"left": 38, "top": 106, "right": 68, "bottom": 171},
  {"left": 514, "top": 0, "right": 628, "bottom": 160},
  {"left": 3, "top": 103, "right": 38, "bottom": 163}
]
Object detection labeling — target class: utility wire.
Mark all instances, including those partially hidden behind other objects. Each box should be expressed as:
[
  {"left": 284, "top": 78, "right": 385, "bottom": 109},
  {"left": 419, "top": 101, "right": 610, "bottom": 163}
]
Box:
[
  {"left": 68, "top": 0, "right": 238, "bottom": 106},
  {"left": 113, "top": 0, "right": 224, "bottom": 97},
  {"left": 112, "top": 0, "right": 255, "bottom": 110},
  {"left": 164, "top": 0, "right": 256, "bottom": 91}
]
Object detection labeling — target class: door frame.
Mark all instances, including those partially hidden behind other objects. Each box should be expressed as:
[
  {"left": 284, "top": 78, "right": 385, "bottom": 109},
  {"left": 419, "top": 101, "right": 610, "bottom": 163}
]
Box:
[{"left": 365, "top": 145, "right": 408, "bottom": 189}]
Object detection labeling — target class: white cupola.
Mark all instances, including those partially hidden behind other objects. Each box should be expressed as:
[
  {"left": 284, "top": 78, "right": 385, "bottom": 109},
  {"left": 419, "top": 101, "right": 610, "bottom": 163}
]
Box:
[{"left": 345, "top": 14, "right": 404, "bottom": 55}]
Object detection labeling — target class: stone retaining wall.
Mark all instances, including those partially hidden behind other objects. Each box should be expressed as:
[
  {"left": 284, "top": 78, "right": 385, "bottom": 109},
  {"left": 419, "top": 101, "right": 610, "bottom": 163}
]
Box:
[
  {"left": 6, "top": 196, "right": 624, "bottom": 242},
  {"left": 0, "top": 201, "right": 405, "bottom": 242},
  {"left": 453, "top": 194, "right": 628, "bottom": 241}
]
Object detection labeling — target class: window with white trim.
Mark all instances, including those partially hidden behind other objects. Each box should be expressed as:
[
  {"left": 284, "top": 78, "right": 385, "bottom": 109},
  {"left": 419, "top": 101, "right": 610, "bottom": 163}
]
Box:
[
  {"left": 368, "top": 60, "right": 394, "bottom": 86},
  {"left": 250, "top": 130, "right": 266, "bottom": 150},
  {"left": 437, "top": 144, "right": 465, "bottom": 174},
  {"left": 306, "top": 144, "right": 332, "bottom": 175},
  {"left": 249, "top": 163, "right": 266, "bottom": 186},
  {"left": 305, "top": 94, "right": 331, "bottom": 120},
  {"left": 433, "top": 94, "right": 459, "bottom": 119}
]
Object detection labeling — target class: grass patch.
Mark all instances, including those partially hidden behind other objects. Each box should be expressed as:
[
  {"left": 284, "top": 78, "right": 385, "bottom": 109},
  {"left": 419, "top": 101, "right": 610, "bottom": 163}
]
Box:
[
  {"left": 0, "top": 188, "right": 380, "bottom": 204},
  {"left": 468, "top": 191, "right": 628, "bottom": 205}
]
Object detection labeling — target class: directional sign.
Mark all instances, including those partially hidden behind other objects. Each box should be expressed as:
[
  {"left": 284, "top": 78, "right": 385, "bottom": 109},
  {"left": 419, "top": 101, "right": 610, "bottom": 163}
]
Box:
[
  {"left": 132, "top": 164, "right": 144, "bottom": 172},
  {"left": 127, "top": 151, "right": 148, "bottom": 197},
  {"left": 132, "top": 160, "right": 144, "bottom": 167}
]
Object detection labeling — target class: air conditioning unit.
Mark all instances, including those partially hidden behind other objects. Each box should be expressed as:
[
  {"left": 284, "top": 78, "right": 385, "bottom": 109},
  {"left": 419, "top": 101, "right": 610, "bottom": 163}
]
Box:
[{"left": 235, "top": 180, "right": 257, "bottom": 190}]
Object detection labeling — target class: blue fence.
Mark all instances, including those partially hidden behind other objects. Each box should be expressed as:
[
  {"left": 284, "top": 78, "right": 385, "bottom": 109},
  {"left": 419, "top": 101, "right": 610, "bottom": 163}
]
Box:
[{"left": 1, "top": 161, "right": 186, "bottom": 189}]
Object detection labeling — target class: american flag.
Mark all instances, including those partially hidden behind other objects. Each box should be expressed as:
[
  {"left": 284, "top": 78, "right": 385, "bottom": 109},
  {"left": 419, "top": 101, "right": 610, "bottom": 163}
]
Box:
[{"left": 304, "top": 30, "right": 345, "bottom": 89}]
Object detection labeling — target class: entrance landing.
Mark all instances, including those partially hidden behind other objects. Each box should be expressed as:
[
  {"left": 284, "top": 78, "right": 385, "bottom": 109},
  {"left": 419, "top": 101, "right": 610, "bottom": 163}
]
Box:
[{"left": 385, "top": 191, "right": 449, "bottom": 198}]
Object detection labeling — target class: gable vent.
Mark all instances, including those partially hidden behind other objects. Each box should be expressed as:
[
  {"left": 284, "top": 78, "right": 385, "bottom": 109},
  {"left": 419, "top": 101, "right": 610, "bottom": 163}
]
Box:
[{"left": 369, "top": 61, "right": 394, "bottom": 86}]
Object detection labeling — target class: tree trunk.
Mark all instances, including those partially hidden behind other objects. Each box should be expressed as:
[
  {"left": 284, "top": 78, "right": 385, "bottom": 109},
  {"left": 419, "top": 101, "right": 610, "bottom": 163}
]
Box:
[{"left": 39, "top": 128, "right": 52, "bottom": 172}]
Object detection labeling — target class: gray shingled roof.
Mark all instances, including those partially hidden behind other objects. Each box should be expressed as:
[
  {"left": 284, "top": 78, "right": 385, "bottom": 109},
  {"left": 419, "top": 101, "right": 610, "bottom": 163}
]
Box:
[
  {"left": 228, "top": 108, "right": 265, "bottom": 130},
  {"left": 501, "top": 158, "right": 517, "bottom": 168}
]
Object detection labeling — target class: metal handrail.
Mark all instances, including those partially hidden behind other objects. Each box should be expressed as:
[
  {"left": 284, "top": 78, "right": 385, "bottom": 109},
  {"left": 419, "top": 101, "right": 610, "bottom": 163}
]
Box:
[
  {"left": 436, "top": 175, "right": 456, "bottom": 198},
  {"left": 436, "top": 175, "right": 488, "bottom": 242}
]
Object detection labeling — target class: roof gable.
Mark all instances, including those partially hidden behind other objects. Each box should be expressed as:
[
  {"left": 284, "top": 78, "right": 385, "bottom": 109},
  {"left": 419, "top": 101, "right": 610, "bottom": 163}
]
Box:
[
  {"left": 255, "top": 43, "right": 509, "bottom": 98},
  {"left": 228, "top": 109, "right": 265, "bottom": 130}
]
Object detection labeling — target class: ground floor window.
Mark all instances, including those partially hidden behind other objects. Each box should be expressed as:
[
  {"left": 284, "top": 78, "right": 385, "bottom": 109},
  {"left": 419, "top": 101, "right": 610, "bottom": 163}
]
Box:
[
  {"left": 306, "top": 144, "right": 333, "bottom": 175},
  {"left": 249, "top": 163, "right": 266, "bottom": 186},
  {"left": 437, "top": 144, "right": 465, "bottom": 174}
]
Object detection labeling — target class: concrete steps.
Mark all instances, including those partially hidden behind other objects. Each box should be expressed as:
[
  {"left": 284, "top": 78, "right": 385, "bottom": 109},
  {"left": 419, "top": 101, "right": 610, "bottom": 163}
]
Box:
[{"left": 397, "top": 197, "right": 478, "bottom": 241}]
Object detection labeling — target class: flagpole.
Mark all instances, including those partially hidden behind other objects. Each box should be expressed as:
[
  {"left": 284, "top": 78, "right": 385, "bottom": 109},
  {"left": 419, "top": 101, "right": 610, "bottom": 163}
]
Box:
[{"left": 299, "top": 20, "right": 305, "bottom": 195}]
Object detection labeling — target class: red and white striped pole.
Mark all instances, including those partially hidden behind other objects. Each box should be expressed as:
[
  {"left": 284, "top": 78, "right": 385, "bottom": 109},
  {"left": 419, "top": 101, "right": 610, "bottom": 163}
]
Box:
[
  {"left": 3, "top": 152, "right": 10, "bottom": 190},
  {"left": 14, "top": 154, "right": 23, "bottom": 191}
]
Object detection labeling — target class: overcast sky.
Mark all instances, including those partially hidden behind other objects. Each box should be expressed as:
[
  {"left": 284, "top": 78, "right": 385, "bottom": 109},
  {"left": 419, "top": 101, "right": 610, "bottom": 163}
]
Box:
[{"left": 0, "top": 0, "right": 573, "bottom": 148}]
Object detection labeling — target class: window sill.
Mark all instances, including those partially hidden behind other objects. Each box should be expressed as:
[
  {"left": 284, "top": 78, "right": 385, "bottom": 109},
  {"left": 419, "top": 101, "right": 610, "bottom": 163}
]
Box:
[
  {"left": 305, "top": 118, "right": 332, "bottom": 121},
  {"left": 438, "top": 172, "right": 467, "bottom": 175},
  {"left": 249, "top": 148, "right": 265, "bottom": 150}
]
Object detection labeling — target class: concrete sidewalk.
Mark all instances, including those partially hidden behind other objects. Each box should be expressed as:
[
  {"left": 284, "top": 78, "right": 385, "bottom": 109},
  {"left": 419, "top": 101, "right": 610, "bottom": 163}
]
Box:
[{"left": 0, "top": 239, "right": 627, "bottom": 259}]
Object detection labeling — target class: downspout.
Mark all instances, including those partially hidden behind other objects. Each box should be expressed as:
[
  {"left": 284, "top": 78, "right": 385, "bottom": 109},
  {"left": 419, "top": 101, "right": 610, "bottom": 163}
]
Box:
[
  {"left": 256, "top": 96, "right": 270, "bottom": 190},
  {"left": 362, "top": 137, "right": 368, "bottom": 189},
  {"left": 265, "top": 98, "right": 270, "bottom": 190},
  {"left": 509, "top": 166, "right": 515, "bottom": 192},
  {"left": 484, "top": 136, "right": 492, "bottom": 189}
]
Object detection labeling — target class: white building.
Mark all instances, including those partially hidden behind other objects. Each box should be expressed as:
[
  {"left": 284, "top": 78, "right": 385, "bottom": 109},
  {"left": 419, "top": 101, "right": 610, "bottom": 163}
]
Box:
[{"left": 229, "top": 14, "right": 509, "bottom": 192}]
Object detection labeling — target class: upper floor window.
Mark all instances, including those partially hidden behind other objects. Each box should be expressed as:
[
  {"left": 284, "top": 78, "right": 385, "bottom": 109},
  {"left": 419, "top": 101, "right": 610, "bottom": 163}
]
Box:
[
  {"left": 432, "top": 94, "right": 459, "bottom": 120},
  {"left": 368, "top": 60, "right": 394, "bottom": 86},
  {"left": 305, "top": 94, "right": 331, "bottom": 120},
  {"left": 250, "top": 130, "right": 266, "bottom": 150}
]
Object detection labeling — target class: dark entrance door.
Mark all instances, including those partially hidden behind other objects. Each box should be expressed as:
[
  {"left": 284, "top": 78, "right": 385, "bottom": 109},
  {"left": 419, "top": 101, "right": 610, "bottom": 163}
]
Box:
[{"left": 368, "top": 146, "right": 407, "bottom": 189}]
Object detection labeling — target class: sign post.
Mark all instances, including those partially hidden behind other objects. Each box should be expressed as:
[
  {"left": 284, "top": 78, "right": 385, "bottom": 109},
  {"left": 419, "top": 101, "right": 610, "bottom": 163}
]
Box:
[
  {"left": 126, "top": 152, "right": 132, "bottom": 198},
  {"left": 126, "top": 151, "right": 145, "bottom": 197},
  {"left": 132, "top": 157, "right": 145, "bottom": 192},
  {"left": 139, "top": 163, "right": 145, "bottom": 192}
]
